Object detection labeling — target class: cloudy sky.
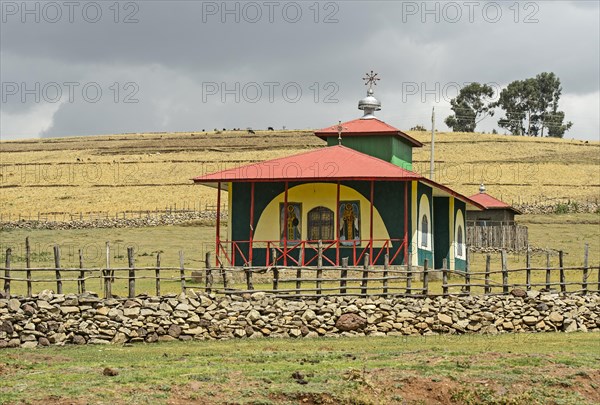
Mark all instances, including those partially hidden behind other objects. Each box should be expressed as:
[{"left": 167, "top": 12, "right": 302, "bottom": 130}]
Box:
[{"left": 1, "top": 0, "right": 599, "bottom": 141}]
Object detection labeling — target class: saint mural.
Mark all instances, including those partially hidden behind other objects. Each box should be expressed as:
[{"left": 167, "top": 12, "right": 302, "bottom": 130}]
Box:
[
  {"left": 339, "top": 201, "right": 360, "bottom": 246},
  {"left": 280, "top": 203, "right": 301, "bottom": 243}
]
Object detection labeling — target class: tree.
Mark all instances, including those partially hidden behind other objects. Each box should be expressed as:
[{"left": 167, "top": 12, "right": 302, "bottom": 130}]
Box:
[
  {"left": 445, "top": 83, "right": 495, "bottom": 132},
  {"left": 495, "top": 78, "right": 538, "bottom": 136},
  {"left": 546, "top": 111, "right": 573, "bottom": 137},
  {"left": 495, "top": 72, "right": 572, "bottom": 137},
  {"left": 536, "top": 72, "right": 572, "bottom": 137}
]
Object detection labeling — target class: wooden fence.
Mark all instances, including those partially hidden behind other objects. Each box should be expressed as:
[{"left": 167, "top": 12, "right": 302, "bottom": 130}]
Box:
[
  {"left": 1, "top": 239, "right": 598, "bottom": 299},
  {"left": 467, "top": 221, "right": 528, "bottom": 251}
]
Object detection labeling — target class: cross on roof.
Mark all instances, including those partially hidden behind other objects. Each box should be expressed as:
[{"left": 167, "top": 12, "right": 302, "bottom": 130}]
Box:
[
  {"left": 362, "top": 70, "right": 380, "bottom": 90},
  {"left": 335, "top": 120, "right": 347, "bottom": 145}
]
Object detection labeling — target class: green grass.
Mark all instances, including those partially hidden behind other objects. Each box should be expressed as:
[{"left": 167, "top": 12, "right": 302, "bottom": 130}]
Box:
[
  {"left": 1, "top": 333, "right": 598, "bottom": 404},
  {"left": 0, "top": 213, "right": 598, "bottom": 296}
]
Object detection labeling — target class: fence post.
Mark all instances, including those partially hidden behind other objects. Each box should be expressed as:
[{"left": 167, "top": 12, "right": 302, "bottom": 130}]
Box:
[
  {"left": 422, "top": 259, "right": 429, "bottom": 296},
  {"left": 272, "top": 267, "right": 279, "bottom": 291},
  {"left": 244, "top": 263, "right": 254, "bottom": 291},
  {"left": 501, "top": 250, "right": 508, "bottom": 294},
  {"left": 525, "top": 247, "right": 531, "bottom": 291},
  {"left": 54, "top": 245, "right": 62, "bottom": 295},
  {"left": 559, "top": 250, "right": 565, "bottom": 293},
  {"left": 25, "top": 237, "right": 32, "bottom": 297},
  {"left": 295, "top": 265, "right": 302, "bottom": 296},
  {"left": 464, "top": 249, "right": 470, "bottom": 295},
  {"left": 271, "top": 248, "right": 277, "bottom": 267},
  {"left": 361, "top": 253, "right": 369, "bottom": 297},
  {"left": 382, "top": 254, "right": 389, "bottom": 297},
  {"left": 485, "top": 254, "right": 491, "bottom": 294},
  {"left": 104, "top": 242, "right": 111, "bottom": 297},
  {"left": 205, "top": 252, "right": 213, "bottom": 294},
  {"left": 340, "top": 257, "right": 348, "bottom": 294},
  {"left": 406, "top": 253, "right": 412, "bottom": 295},
  {"left": 128, "top": 247, "right": 135, "bottom": 298},
  {"left": 545, "top": 251, "right": 551, "bottom": 291},
  {"left": 179, "top": 250, "right": 186, "bottom": 294},
  {"left": 220, "top": 264, "right": 228, "bottom": 291},
  {"left": 156, "top": 252, "right": 161, "bottom": 296},
  {"left": 79, "top": 249, "right": 85, "bottom": 294},
  {"left": 442, "top": 258, "right": 448, "bottom": 296},
  {"left": 103, "top": 269, "right": 110, "bottom": 299},
  {"left": 582, "top": 243, "right": 588, "bottom": 293},
  {"left": 316, "top": 240, "right": 323, "bottom": 295},
  {"left": 4, "top": 248, "right": 11, "bottom": 297}
]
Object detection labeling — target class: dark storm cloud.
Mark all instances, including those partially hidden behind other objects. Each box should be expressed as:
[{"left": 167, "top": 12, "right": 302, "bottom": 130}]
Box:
[{"left": 1, "top": 1, "right": 598, "bottom": 140}]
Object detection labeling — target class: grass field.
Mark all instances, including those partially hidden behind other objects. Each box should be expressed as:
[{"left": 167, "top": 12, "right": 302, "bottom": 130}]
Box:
[
  {"left": 1, "top": 130, "right": 598, "bottom": 216},
  {"left": 1, "top": 132, "right": 599, "bottom": 405},
  {"left": 1, "top": 333, "right": 599, "bottom": 404},
  {"left": 1, "top": 213, "right": 597, "bottom": 297}
]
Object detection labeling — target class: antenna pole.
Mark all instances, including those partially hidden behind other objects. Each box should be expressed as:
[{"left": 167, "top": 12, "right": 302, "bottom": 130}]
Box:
[{"left": 430, "top": 107, "right": 435, "bottom": 181}]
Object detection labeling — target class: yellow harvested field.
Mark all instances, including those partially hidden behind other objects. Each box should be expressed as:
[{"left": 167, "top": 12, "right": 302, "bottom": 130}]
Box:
[{"left": 1, "top": 130, "right": 598, "bottom": 216}]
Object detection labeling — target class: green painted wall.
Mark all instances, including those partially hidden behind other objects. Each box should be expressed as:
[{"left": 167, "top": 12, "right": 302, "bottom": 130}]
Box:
[
  {"left": 343, "top": 180, "right": 409, "bottom": 265},
  {"left": 416, "top": 182, "right": 433, "bottom": 267},
  {"left": 326, "top": 136, "right": 413, "bottom": 170},
  {"left": 433, "top": 197, "right": 450, "bottom": 269},
  {"left": 391, "top": 137, "right": 414, "bottom": 171},
  {"left": 229, "top": 180, "right": 411, "bottom": 266}
]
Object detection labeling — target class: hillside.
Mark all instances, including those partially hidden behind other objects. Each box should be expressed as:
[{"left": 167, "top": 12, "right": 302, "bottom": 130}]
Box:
[{"left": 1, "top": 130, "right": 598, "bottom": 217}]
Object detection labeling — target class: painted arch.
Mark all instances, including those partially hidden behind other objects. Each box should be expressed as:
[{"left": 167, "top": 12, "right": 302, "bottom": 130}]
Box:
[
  {"left": 253, "top": 183, "right": 391, "bottom": 246},
  {"left": 418, "top": 193, "right": 432, "bottom": 251},
  {"left": 454, "top": 208, "right": 466, "bottom": 260}
]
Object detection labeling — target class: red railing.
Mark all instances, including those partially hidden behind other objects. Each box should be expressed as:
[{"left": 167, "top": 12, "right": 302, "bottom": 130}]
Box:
[{"left": 216, "top": 238, "right": 407, "bottom": 267}]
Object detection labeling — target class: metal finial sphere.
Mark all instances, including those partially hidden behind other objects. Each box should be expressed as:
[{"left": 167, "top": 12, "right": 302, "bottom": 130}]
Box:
[{"left": 359, "top": 71, "right": 381, "bottom": 118}]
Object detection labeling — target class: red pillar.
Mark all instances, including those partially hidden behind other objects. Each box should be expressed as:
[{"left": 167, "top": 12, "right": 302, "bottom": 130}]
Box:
[
  {"left": 249, "top": 182, "right": 255, "bottom": 265},
  {"left": 283, "top": 181, "right": 289, "bottom": 266},
  {"left": 369, "top": 180, "right": 374, "bottom": 266},
  {"left": 215, "top": 181, "right": 221, "bottom": 267},
  {"left": 335, "top": 181, "right": 340, "bottom": 266},
  {"left": 404, "top": 181, "right": 408, "bottom": 264}
]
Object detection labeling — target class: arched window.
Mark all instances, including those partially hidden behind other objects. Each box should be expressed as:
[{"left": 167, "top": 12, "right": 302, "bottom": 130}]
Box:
[
  {"left": 419, "top": 194, "right": 431, "bottom": 250},
  {"left": 457, "top": 225, "right": 463, "bottom": 256},
  {"left": 455, "top": 209, "right": 466, "bottom": 259},
  {"left": 308, "top": 206, "right": 334, "bottom": 241},
  {"left": 421, "top": 215, "right": 428, "bottom": 247}
]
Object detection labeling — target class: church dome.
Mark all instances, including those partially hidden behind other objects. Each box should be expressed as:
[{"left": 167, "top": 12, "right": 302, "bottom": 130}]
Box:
[{"left": 358, "top": 72, "right": 382, "bottom": 119}]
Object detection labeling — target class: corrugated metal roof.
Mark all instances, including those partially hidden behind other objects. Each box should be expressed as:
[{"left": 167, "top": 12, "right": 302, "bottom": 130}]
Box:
[
  {"left": 468, "top": 192, "right": 521, "bottom": 213},
  {"left": 314, "top": 118, "right": 423, "bottom": 147},
  {"left": 192, "top": 145, "right": 484, "bottom": 210},
  {"left": 192, "top": 145, "right": 422, "bottom": 183}
]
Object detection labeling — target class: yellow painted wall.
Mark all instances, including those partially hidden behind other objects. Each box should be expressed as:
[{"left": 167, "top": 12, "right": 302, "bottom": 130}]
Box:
[{"left": 253, "top": 183, "right": 390, "bottom": 246}]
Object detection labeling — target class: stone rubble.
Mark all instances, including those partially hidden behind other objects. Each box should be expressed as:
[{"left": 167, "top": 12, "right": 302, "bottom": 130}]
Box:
[{"left": 0, "top": 289, "right": 598, "bottom": 348}]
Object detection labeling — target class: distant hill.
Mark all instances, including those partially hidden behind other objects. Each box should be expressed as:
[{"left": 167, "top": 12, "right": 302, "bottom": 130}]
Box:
[{"left": 1, "top": 130, "right": 598, "bottom": 217}]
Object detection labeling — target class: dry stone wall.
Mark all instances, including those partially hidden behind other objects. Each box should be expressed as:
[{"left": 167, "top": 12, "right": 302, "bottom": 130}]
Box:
[
  {"left": 1, "top": 290, "right": 599, "bottom": 348},
  {"left": 0, "top": 211, "right": 226, "bottom": 231}
]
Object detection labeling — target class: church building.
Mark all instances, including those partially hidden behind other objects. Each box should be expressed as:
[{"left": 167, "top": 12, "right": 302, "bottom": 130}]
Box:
[{"left": 193, "top": 74, "right": 484, "bottom": 271}]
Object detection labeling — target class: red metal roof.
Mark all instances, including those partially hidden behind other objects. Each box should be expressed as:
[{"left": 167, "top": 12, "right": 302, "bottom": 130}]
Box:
[
  {"left": 468, "top": 192, "right": 521, "bottom": 213},
  {"left": 193, "top": 145, "right": 422, "bottom": 183},
  {"left": 314, "top": 118, "right": 423, "bottom": 147},
  {"left": 193, "top": 145, "right": 484, "bottom": 210}
]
